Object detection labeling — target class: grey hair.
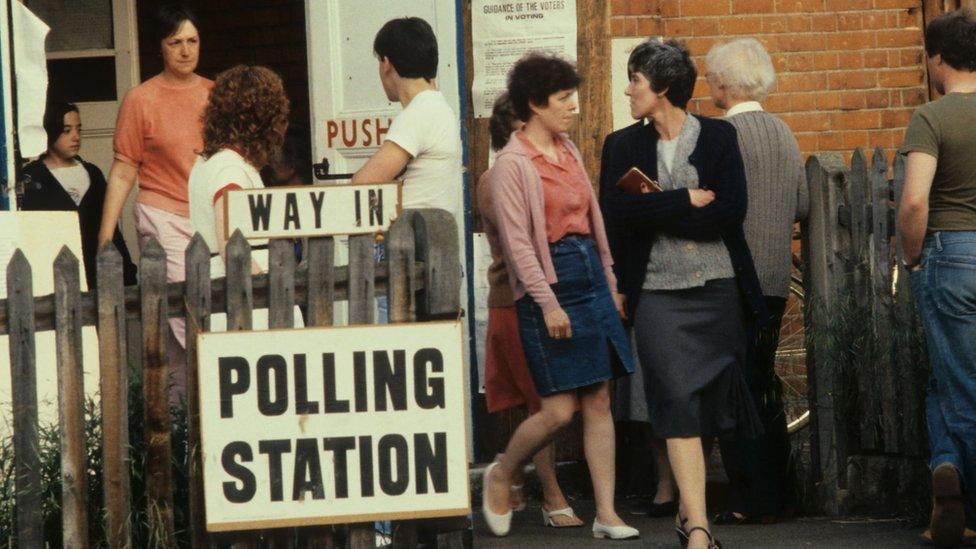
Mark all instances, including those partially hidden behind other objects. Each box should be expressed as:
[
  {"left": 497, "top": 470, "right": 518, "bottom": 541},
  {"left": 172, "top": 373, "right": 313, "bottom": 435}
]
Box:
[
  {"left": 627, "top": 38, "right": 697, "bottom": 109},
  {"left": 705, "top": 38, "right": 776, "bottom": 101}
]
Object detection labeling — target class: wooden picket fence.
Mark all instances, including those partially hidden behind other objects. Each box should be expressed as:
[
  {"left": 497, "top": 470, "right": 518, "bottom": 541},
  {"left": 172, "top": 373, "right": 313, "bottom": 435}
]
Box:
[
  {"left": 801, "top": 148, "right": 929, "bottom": 515},
  {"left": 1, "top": 208, "right": 469, "bottom": 548}
]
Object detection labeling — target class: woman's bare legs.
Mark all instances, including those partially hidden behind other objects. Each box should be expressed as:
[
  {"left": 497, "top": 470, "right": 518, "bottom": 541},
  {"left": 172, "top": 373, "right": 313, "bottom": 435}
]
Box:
[
  {"left": 668, "top": 436, "right": 713, "bottom": 549},
  {"left": 533, "top": 442, "right": 583, "bottom": 526},
  {"left": 579, "top": 381, "right": 627, "bottom": 527},
  {"left": 484, "top": 393, "right": 577, "bottom": 516},
  {"left": 652, "top": 437, "right": 677, "bottom": 504}
]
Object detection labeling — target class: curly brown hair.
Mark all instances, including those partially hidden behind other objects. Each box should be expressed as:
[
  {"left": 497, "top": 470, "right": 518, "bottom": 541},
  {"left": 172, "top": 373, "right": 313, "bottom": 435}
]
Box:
[{"left": 202, "top": 65, "right": 290, "bottom": 167}]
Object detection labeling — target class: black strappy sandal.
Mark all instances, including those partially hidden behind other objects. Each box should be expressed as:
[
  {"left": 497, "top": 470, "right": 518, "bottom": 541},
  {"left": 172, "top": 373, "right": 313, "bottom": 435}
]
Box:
[
  {"left": 686, "top": 526, "right": 722, "bottom": 549},
  {"left": 675, "top": 515, "right": 689, "bottom": 547}
]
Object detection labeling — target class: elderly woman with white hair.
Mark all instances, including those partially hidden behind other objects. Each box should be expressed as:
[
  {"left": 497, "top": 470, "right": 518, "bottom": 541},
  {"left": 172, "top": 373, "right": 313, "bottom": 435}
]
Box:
[{"left": 705, "top": 37, "right": 809, "bottom": 525}]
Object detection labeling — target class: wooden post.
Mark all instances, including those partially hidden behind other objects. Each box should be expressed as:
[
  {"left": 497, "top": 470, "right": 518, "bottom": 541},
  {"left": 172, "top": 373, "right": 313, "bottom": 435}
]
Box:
[
  {"left": 97, "top": 243, "right": 132, "bottom": 547},
  {"left": 223, "top": 231, "right": 258, "bottom": 549},
  {"left": 184, "top": 235, "right": 212, "bottom": 548},
  {"left": 6, "top": 250, "right": 44, "bottom": 547},
  {"left": 869, "top": 148, "right": 898, "bottom": 453},
  {"left": 297, "top": 236, "right": 336, "bottom": 549},
  {"left": 140, "top": 238, "right": 175, "bottom": 545},
  {"left": 53, "top": 248, "right": 89, "bottom": 548},
  {"left": 411, "top": 209, "right": 461, "bottom": 320}
]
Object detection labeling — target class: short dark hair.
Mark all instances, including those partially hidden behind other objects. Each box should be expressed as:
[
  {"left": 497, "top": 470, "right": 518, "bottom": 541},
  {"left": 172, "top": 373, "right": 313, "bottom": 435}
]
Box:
[
  {"left": 489, "top": 93, "right": 519, "bottom": 151},
  {"left": 924, "top": 8, "right": 976, "bottom": 71},
  {"left": 152, "top": 3, "right": 199, "bottom": 46},
  {"left": 373, "top": 17, "right": 438, "bottom": 80},
  {"left": 627, "top": 39, "right": 697, "bottom": 109},
  {"left": 43, "top": 102, "right": 79, "bottom": 149},
  {"left": 507, "top": 53, "right": 582, "bottom": 122}
]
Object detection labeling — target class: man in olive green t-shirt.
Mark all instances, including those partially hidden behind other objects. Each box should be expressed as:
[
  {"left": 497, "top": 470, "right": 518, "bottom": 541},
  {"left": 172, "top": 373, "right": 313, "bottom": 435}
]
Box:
[{"left": 898, "top": 9, "right": 976, "bottom": 547}]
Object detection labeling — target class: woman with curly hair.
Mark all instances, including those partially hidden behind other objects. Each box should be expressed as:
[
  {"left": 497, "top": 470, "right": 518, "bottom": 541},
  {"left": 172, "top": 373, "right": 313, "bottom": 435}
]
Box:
[
  {"left": 481, "top": 53, "right": 638, "bottom": 541},
  {"left": 188, "top": 64, "right": 289, "bottom": 273}
]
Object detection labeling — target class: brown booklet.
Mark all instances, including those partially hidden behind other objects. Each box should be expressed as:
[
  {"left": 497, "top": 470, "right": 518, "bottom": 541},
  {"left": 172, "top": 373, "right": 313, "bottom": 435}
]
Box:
[{"left": 616, "top": 166, "right": 663, "bottom": 195}]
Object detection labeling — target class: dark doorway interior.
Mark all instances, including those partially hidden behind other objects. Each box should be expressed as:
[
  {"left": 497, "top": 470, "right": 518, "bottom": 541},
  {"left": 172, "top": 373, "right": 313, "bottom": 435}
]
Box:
[{"left": 135, "top": 0, "right": 310, "bottom": 123}]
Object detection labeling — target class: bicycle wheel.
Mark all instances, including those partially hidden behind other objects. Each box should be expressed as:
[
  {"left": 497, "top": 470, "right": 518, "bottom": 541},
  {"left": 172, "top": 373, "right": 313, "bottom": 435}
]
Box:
[{"left": 776, "top": 273, "right": 810, "bottom": 434}]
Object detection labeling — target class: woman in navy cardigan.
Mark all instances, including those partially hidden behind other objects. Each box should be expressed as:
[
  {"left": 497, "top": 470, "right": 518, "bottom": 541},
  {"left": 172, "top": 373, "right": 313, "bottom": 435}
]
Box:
[{"left": 599, "top": 39, "right": 767, "bottom": 549}]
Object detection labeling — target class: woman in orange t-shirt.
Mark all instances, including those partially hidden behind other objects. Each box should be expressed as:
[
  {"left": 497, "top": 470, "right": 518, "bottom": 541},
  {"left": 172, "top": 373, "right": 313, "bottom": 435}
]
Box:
[{"left": 97, "top": 4, "right": 213, "bottom": 399}]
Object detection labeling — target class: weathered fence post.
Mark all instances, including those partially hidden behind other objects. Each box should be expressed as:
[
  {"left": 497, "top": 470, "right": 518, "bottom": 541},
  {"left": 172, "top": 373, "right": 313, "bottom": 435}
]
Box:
[
  {"left": 53, "top": 248, "right": 89, "bottom": 548},
  {"left": 97, "top": 244, "right": 132, "bottom": 547},
  {"left": 184, "top": 235, "right": 212, "bottom": 548},
  {"left": 6, "top": 250, "right": 44, "bottom": 548},
  {"left": 140, "top": 238, "right": 175, "bottom": 544}
]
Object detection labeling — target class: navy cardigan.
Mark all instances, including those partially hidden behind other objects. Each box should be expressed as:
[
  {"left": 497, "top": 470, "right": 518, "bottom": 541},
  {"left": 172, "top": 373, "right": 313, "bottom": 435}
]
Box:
[{"left": 598, "top": 116, "right": 769, "bottom": 326}]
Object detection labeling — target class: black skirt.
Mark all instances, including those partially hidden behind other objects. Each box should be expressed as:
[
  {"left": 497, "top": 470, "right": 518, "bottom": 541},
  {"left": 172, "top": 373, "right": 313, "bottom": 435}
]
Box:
[{"left": 633, "top": 278, "right": 762, "bottom": 439}]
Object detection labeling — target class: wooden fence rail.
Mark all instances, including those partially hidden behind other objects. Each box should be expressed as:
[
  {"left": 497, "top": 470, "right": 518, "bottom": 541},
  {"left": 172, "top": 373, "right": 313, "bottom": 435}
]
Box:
[
  {"left": 2, "top": 208, "right": 468, "bottom": 548},
  {"left": 801, "top": 148, "right": 929, "bottom": 515}
]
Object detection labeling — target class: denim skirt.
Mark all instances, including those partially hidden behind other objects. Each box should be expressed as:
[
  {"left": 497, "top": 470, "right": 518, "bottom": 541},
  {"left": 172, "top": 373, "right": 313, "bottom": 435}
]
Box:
[{"left": 515, "top": 236, "right": 635, "bottom": 396}]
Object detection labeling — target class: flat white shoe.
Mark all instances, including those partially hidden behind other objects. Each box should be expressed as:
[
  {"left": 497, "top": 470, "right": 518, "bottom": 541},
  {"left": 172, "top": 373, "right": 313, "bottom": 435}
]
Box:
[
  {"left": 542, "top": 506, "right": 582, "bottom": 528},
  {"left": 592, "top": 520, "right": 640, "bottom": 540},
  {"left": 482, "top": 462, "right": 513, "bottom": 536}
]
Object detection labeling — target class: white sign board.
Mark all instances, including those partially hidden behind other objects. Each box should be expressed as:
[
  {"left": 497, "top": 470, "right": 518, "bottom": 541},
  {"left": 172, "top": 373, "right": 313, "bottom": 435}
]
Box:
[
  {"left": 472, "top": 0, "right": 578, "bottom": 118},
  {"left": 225, "top": 183, "right": 402, "bottom": 240},
  {"left": 197, "top": 321, "right": 470, "bottom": 532}
]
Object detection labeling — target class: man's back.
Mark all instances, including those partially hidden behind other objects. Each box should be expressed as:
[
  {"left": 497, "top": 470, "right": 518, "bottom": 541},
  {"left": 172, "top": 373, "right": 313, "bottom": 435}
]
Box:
[{"left": 901, "top": 92, "right": 976, "bottom": 232}]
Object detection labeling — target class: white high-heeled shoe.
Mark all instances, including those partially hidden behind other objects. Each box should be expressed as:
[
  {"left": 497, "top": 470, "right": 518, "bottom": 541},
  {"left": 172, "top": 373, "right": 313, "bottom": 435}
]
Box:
[
  {"left": 592, "top": 519, "right": 640, "bottom": 540},
  {"left": 482, "top": 462, "right": 513, "bottom": 536}
]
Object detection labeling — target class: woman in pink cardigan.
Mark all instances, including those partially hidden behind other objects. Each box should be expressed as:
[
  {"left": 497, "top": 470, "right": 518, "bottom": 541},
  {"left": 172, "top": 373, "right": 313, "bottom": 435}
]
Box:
[{"left": 481, "top": 53, "right": 638, "bottom": 541}]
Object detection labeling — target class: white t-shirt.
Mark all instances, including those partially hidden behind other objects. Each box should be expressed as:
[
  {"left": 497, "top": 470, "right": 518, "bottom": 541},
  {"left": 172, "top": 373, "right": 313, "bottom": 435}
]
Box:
[
  {"left": 50, "top": 163, "right": 90, "bottom": 206},
  {"left": 187, "top": 149, "right": 267, "bottom": 262},
  {"left": 657, "top": 137, "right": 679, "bottom": 175},
  {"left": 385, "top": 89, "right": 463, "bottom": 220}
]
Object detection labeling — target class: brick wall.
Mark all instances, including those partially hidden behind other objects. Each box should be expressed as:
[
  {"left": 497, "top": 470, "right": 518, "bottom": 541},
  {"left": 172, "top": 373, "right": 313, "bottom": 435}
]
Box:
[
  {"left": 610, "top": 0, "right": 929, "bottom": 160},
  {"left": 136, "top": 0, "right": 310, "bottom": 122}
]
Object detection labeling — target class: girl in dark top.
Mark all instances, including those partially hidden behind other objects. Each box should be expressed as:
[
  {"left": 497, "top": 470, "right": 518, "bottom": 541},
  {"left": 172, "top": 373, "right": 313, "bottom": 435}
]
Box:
[
  {"left": 600, "top": 39, "right": 767, "bottom": 549},
  {"left": 20, "top": 102, "right": 137, "bottom": 288}
]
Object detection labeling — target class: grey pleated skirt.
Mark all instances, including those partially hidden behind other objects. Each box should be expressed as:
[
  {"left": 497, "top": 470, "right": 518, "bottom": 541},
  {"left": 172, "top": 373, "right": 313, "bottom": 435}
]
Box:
[{"left": 633, "top": 278, "right": 763, "bottom": 439}]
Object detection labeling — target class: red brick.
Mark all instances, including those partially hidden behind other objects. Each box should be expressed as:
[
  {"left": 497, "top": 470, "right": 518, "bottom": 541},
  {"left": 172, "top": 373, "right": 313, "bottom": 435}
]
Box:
[
  {"left": 814, "top": 52, "right": 840, "bottom": 70},
  {"left": 663, "top": 17, "right": 694, "bottom": 35},
  {"left": 719, "top": 15, "right": 762, "bottom": 34},
  {"left": 825, "top": 0, "right": 871, "bottom": 9},
  {"left": 831, "top": 31, "right": 876, "bottom": 50},
  {"left": 902, "top": 88, "right": 927, "bottom": 107},
  {"left": 660, "top": 0, "right": 680, "bottom": 16},
  {"left": 778, "top": 72, "right": 828, "bottom": 92},
  {"left": 811, "top": 14, "right": 837, "bottom": 31},
  {"left": 684, "top": 36, "right": 719, "bottom": 56},
  {"left": 611, "top": 18, "right": 628, "bottom": 36},
  {"left": 837, "top": 13, "right": 862, "bottom": 30},
  {"left": 776, "top": 0, "right": 825, "bottom": 13},
  {"left": 828, "top": 70, "right": 877, "bottom": 89},
  {"left": 691, "top": 17, "right": 721, "bottom": 35},
  {"left": 830, "top": 110, "right": 881, "bottom": 129},
  {"left": 839, "top": 52, "right": 865, "bottom": 69},
  {"left": 788, "top": 16, "right": 813, "bottom": 32},
  {"left": 732, "top": 0, "right": 776, "bottom": 13},
  {"left": 898, "top": 48, "right": 924, "bottom": 67},
  {"left": 796, "top": 132, "right": 819, "bottom": 151},
  {"left": 681, "top": 0, "right": 730, "bottom": 16},
  {"left": 816, "top": 93, "right": 841, "bottom": 110},
  {"left": 819, "top": 131, "right": 845, "bottom": 150},
  {"left": 636, "top": 16, "right": 662, "bottom": 35},
  {"left": 841, "top": 130, "right": 870, "bottom": 149},
  {"left": 873, "top": 0, "right": 918, "bottom": 8},
  {"left": 881, "top": 108, "right": 914, "bottom": 128},
  {"left": 862, "top": 12, "right": 888, "bottom": 29},
  {"left": 778, "top": 33, "right": 827, "bottom": 52},
  {"left": 791, "top": 93, "right": 818, "bottom": 111},
  {"left": 865, "top": 90, "right": 892, "bottom": 109},
  {"left": 786, "top": 53, "right": 816, "bottom": 71},
  {"left": 876, "top": 29, "right": 923, "bottom": 47},
  {"left": 839, "top": 90, "right": 866, "bottom": 110},
  {"left": 878, "top": 68, "right": 924, "bottom": 87},
  {"left": 772, "top": 54, "right": 790, "bottom": 72},
  {"left": 863, "top": 50, "right": 888, "bottom": 68},
  {"left": 762, "top": 15, "right": 790, "bottom": 33},
  {"left": 764, "top": 93, "right": 791, "bottom": 112}
]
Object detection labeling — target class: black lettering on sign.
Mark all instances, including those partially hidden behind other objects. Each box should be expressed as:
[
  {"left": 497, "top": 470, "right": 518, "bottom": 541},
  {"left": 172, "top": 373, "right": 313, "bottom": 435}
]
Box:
[
  {"left": 323, "top": 437, "right": 356, "bottom": 498},
  {"left": 378, "top": 434, "right": 409, "bottom": 496},
  {"left": 258, "top": 439, "right": 291, "bottom": 502},
  {"left": 373, "top": 350, "right": 407, "bottom": 411},
  {"left": 414, "top": 432, "right": 449, "bottom": 494},
  {"left": 257, "top": 355, "right": 288, "bottom": 416},
  {"left": 359, "top": 435, "right": 374, "bottom": 497},
  {"left": 322, "top": 353, "right": 349, "bottom": 413},
  {"left": 248, "top": 194, "right": 272, "bottom": 231},
  {"left": 354, "top": 190, "right": 362, "bottom": 227},
  {"left": 353, "top": 351, "right": 368, "bottom": 412},
  {"left": 368, "top": 189, "right": 383, "bottom": 226},
  {"left": 294, "top": 354, "right": 319, "bottom": 414},
  {"left": 309, "top": 191, "right": 326, "bottom": 228},
  {"left": 222, "top": 441, "right": 256, "bottom": 503},
  {"left": 219, "top": 357, "right": 250, "bottom": 418},
  {"left": 284, "top": 192, "right": 301, "bottom": 230},
  {"left": 414, "top": 348, "right": 445, "bottom": 409},
  {"left": 292, "top": 438, "right": 325, "bottom": 501}
]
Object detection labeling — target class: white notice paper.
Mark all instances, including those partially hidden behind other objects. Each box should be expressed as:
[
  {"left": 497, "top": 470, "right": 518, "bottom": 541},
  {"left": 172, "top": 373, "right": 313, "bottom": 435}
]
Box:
[
  {"left": 472, "top": 0, "right": 578, "bottom": 118},
  {"left": 12, "top": 3, "right": 50, "bottom": 158}
]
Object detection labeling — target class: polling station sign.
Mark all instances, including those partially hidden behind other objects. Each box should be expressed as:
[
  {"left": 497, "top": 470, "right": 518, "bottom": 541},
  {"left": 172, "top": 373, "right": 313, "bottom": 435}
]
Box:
[
  {"left": 224, "top": 182, "right": 402, "bottom": 240},
  {"left": 197, "top": 321, "right": 469, "bottom": 532}
]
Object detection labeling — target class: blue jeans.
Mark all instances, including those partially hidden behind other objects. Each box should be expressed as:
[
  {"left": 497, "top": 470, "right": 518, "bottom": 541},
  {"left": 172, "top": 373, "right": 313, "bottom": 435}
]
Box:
[{"left": 910, "top": 231, "right": 976, "bottom": 529}]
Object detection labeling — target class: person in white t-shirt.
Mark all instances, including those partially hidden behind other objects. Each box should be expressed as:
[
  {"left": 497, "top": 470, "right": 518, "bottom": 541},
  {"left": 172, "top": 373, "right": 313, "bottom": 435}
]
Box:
[{"left": 351, "top": 17, "right": 463, "bottom": 221}]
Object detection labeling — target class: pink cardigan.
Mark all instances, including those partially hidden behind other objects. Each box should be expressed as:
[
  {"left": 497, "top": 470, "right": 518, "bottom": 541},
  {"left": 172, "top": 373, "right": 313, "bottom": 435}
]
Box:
[{"left": 487, "top": 132, "right": 618, "bottom": 314}]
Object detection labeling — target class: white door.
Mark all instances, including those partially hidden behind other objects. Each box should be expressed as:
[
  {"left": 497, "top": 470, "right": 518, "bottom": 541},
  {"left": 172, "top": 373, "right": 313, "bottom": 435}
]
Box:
[
  {"left": 305, "top": 0, "right": 461, "bottom": 178},
  {"left": 27, "top": 0, "right": 141, "bottom": 258}
]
